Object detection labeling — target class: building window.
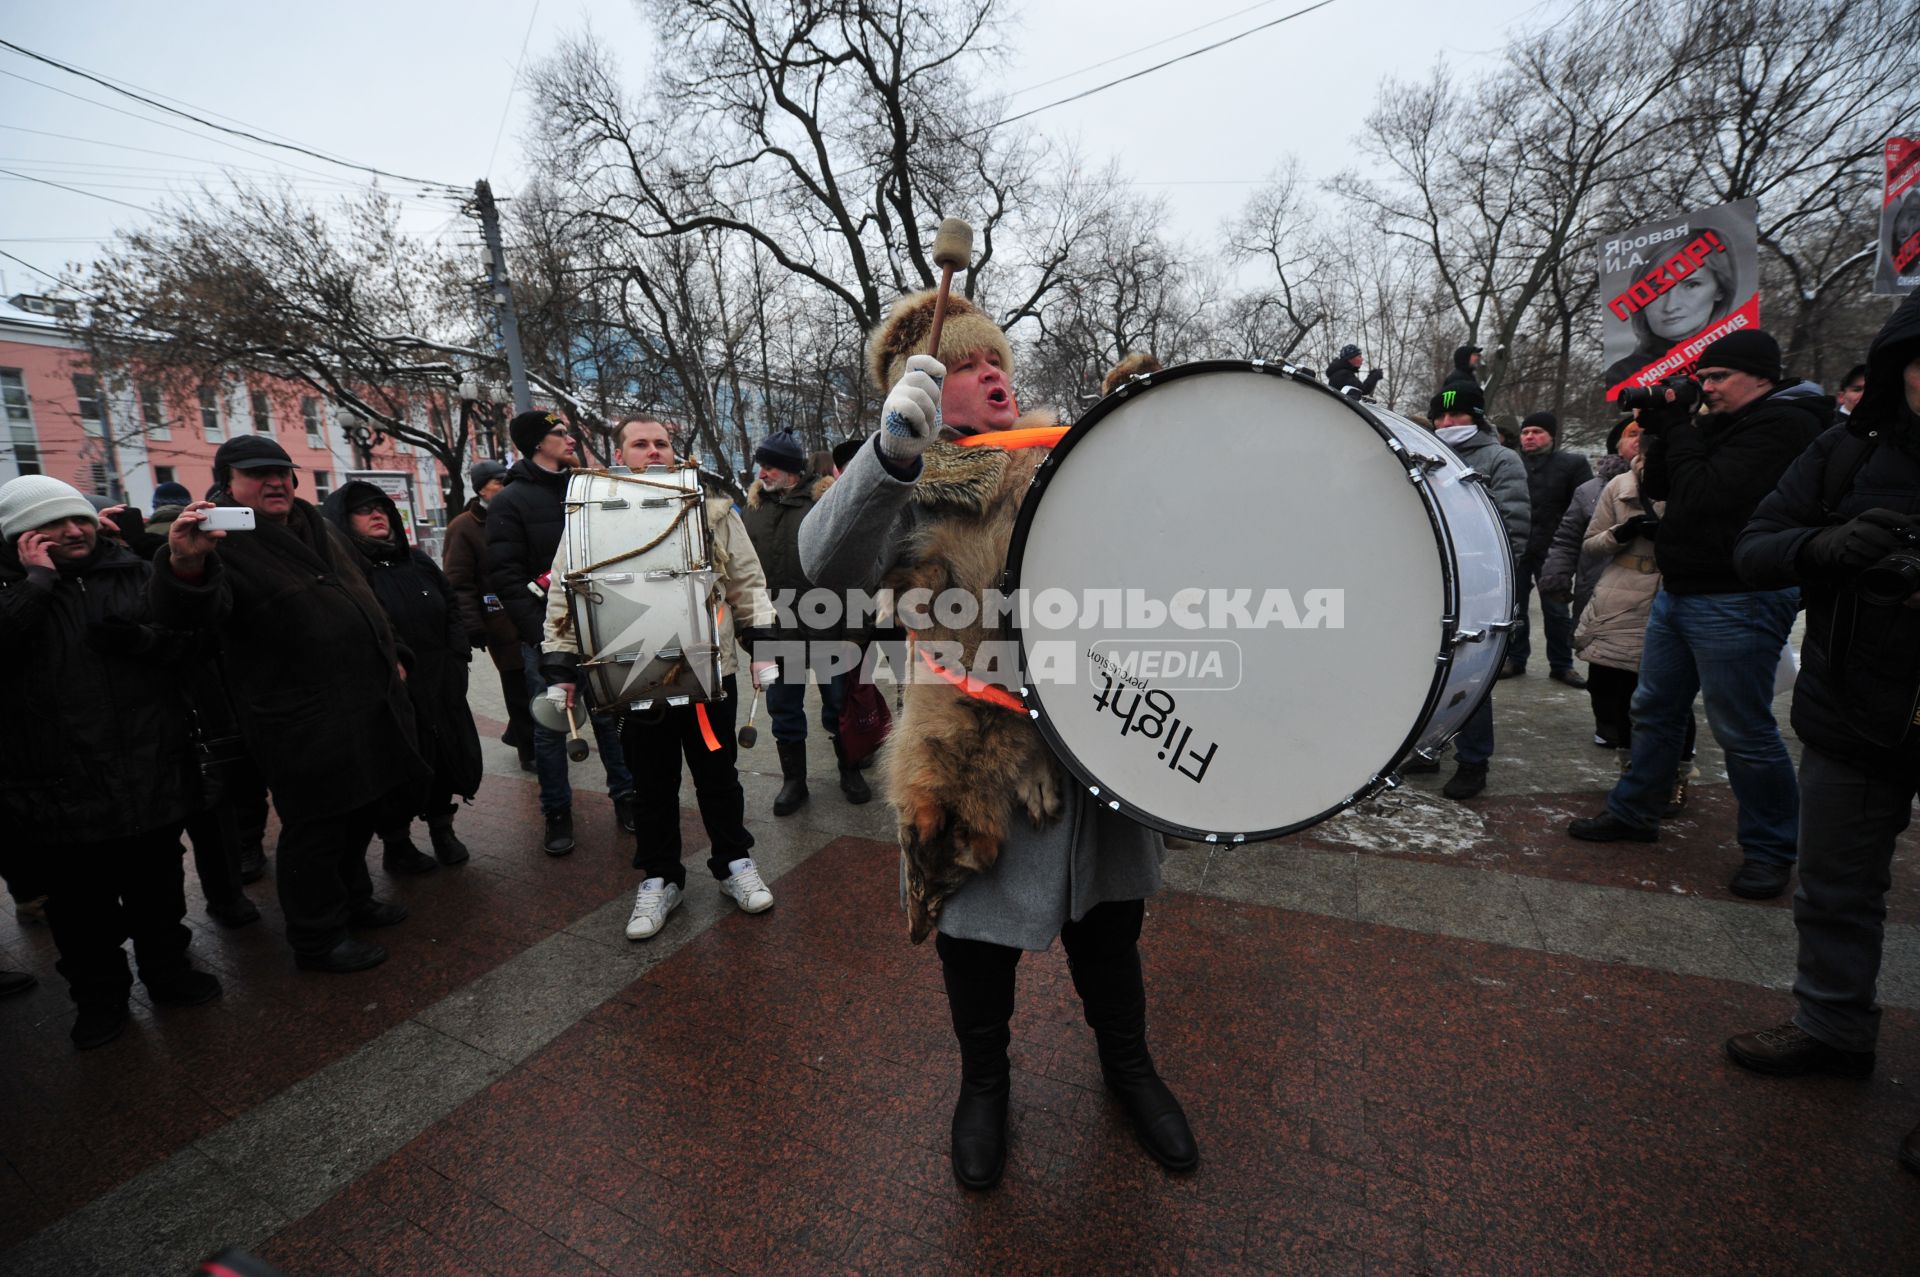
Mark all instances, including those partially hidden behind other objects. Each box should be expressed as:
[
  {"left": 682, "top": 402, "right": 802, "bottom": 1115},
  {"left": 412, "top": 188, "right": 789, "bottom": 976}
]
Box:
[
  {"left": 250, "top": 389, "right": 272, "bottom": 433},
  {"left": 198, "top": 385, "right": 223, "bottom": 442},
  {"left": 87, "top": 462, "right": 107, "bottom": 494},
  {"left": 154, "top": 464, "right": 175, "bottom": 486},
  {"left": 2, "top": 369, "right": 39, "bottom": 475},
  {"left": 302, "top": 396, "right": 324, "bottom": 447},
  {"left": 312, "top": 468, "right": 333, "bottom": 502},
  {"left": 72, "top": 374, "right": 104, "bottom": 436},
  {"left": 139, "top": 382, "right": 170, "bottom": 440}
]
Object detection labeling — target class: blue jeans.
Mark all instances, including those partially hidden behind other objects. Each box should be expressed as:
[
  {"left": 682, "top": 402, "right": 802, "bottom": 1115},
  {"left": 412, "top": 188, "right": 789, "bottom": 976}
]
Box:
[
  {"left": 1605, "top": 590, "right": 1800, "bottom": 864},
  {"left": 767, "top": 668, "right": 848, "bottom": 743},
  {"left": 521, "top": 644, "right": 634, "bottom": 819},
  {"left": 1509, "top": 557, "right": 1574, "bottom": 672}
]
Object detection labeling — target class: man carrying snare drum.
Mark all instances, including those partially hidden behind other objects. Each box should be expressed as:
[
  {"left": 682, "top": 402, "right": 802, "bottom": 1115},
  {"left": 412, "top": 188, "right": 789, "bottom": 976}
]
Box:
[{"left": 540, "top": 417, "right": 782, "bottom": 943}]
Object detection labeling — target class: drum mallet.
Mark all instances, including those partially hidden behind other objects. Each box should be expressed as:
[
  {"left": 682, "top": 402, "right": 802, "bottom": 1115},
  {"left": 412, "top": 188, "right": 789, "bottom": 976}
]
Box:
[
  {"left": 560, "top": 699, "right": 592, "bottom": 763},
  {"left": 738, "top": 687, "right": 761, "bottom": 749},
  {"left": 924, "top": 217, "right": 974, "bottom": 357}
]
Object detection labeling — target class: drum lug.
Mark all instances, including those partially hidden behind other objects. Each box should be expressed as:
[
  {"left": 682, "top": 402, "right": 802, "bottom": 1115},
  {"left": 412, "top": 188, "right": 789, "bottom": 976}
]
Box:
[
  {"left": 642, "top": 497, "right": 672, "bottom": 509},
  {"left": 1452, "top": 628, "right": 1488, "bottom": 645},
  {"left": 1487, "top": 620, "right": 1517, "bottom": 633},
  {"left": 598, "top": 498, "right": 631, "bottom": 510},
  {"left": 1457, "top": 471, "right": 1491, "bottom": 487}
]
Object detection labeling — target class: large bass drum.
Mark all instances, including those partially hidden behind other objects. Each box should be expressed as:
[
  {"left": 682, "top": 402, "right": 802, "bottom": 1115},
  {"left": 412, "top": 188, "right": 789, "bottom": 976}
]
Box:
[
  {"left": 560, "top": 464, "right": 724, "bottom": 710},
  {"left": 1005, "top": 360, "right": 1514, "bottom": 843}
]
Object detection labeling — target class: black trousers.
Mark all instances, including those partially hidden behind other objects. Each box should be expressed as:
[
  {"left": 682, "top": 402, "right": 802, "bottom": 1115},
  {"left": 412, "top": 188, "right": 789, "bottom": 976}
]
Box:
[
  {"left": 43, "top": 822, "right": 192, "bottom": 1008},
  {"left": 184, "top": 803, "right": 247, "bottom": 910},
  {"left": 275, "top": 794, "right": 388, "bottom": 957},
  {"left": 621, "top": 673, "right": 753, "bottom": 889},
  {"left": 934, "top": 899, "right": 1147, "bottom": 1006},
  {"left": 1587, "top": 661, "right": 1697, "bottom": 756}
]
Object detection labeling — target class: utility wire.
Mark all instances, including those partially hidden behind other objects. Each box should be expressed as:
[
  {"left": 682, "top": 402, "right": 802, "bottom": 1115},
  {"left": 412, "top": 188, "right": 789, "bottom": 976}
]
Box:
[
  {"left": 0, "top": 38, "right": 466, "bottom": 191},
  {"left": 0, "top": 165, "right": 154, "bottom": 212},
  {"left": 0, "top": 247, "right": 58, "bottom": 280},
  {"left": 487, "top": 0, "right": 542, "bottom": 178},
  {"left": 1004, "top": 0, "right": 1303, "bottom": 100}
]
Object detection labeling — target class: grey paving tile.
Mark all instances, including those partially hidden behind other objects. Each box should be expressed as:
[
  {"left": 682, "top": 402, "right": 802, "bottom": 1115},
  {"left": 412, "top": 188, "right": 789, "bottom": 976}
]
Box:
[
  {"left": 1513, "top": 874, "right": 1764, "bottom": 986},
  {"left": 1199, "top": 845, "right": 1358, "bottom": 918},
  {"left": 1358, "top": 856, "right": 1543, "bottom": 949}
]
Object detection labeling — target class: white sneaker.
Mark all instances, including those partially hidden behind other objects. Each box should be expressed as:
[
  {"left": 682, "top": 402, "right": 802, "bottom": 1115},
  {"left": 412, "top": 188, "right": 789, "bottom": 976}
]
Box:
[
  {"left": 625, "top": 878, "right": 682, "bottom": 941},
  {"left": 720, "top": 857, "right": 774, "bottom": 914}
]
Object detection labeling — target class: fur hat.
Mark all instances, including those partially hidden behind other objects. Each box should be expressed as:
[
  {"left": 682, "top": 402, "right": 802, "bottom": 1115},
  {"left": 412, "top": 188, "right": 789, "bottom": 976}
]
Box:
[
  {"left": 0, "top": 474, "right": 98, "bottom": 540},
  {"left": 753, "top": 428, "right": 807, "bottom": 474},
  {"left": 1520, "top": 410, "right": 1558, "bottom": 437},
  {"left": 867, "top": 289, "right": 1013, "bottom": 392},
  {"left": 1695, "top": 330, "right": 1782, "bottom": 382},
  {"left": 1101, "top": 352, "right": 1163, "bottom": 397},
  {"left": 509, "top": 408, "right": 566, "bottom": 458}
]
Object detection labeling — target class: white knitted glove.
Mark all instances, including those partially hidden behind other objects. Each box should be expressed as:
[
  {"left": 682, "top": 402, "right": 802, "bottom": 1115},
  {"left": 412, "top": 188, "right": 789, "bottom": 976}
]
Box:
[{"left": 877, "top": 354, "right": 944, "bottom": 467}]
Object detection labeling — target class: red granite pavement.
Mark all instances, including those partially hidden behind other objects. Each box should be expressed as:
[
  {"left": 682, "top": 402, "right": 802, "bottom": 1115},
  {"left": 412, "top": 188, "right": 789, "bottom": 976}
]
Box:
[
  {"left": 250, "top": 834, "right": 1920, "bottom": 1277},
  {"left": 0, "top": 774, "right": 685, "bottom": 1249}
]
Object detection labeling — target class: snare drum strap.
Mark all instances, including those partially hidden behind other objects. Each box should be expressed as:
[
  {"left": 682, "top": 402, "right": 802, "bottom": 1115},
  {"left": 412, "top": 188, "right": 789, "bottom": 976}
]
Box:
[{"left": 914, "top": 641, "right": 1025, "bottom": 714}]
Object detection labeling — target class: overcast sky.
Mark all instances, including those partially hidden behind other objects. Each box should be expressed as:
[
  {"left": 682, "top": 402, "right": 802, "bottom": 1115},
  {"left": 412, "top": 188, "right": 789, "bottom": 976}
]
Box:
[{"left": 0, "top": 0, "right": 1555, "bottom": 296}]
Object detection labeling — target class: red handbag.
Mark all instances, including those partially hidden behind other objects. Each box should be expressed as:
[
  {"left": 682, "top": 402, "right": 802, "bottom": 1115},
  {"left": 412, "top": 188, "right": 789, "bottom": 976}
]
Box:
[{"left": 839, "top": 674, "right": 893, "bottom": 765}]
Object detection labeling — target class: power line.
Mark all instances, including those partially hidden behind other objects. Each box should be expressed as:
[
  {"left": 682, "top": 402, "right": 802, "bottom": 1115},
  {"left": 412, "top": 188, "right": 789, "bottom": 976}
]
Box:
[
  {"left": 0, "top": 165, "right": 154, "bottom": 212},
  {"left": 0, "top": 38, "right": 466, "bottom": 192},
  {"left": 488, "top": 0, "right": 543, "bottom": 178},
  {"left": 1004, "top": 0, "right": 1302, "bottom": 100},
  {"left": 0, "top": 247, "right": 58, "bottom": 280}
]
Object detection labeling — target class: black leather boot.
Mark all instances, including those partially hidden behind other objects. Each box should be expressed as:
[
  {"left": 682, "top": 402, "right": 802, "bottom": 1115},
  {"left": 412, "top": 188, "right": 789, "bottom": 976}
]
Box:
[
  {"left": 832, "top": 736, "right": 871, "bottom": 805},
  {"left": 428, "top": 816, "right": 470, "bottom": 866},
  {"left": 773, "top": 740, "right": 810, "bottom": 816},
  {"left": 380, "top": 827, "right": 438, "bottom": 875},
  {"left": 940, "top": 941, "right": 1016, "bottom": 1191},
  {"left": 1070, "top": 945, "right": 1199, "bottom": 1172}
]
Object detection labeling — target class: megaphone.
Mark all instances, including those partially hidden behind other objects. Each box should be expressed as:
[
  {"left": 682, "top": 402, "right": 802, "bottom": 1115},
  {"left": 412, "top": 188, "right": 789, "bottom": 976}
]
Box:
[{"left": 529, "top": 692, "right": 591, "bottom": 762}]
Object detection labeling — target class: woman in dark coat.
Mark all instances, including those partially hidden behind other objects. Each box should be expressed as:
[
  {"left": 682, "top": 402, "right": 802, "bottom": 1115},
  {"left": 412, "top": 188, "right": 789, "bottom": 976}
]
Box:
[{"left": 321, "top": 482, "right": 483, "bottom": 869}]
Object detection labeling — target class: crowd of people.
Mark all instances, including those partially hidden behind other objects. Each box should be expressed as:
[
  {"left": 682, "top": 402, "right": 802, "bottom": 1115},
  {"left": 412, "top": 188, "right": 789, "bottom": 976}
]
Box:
[{"left": 0, "top": 288, "right": 1915, "bottom": 1186}]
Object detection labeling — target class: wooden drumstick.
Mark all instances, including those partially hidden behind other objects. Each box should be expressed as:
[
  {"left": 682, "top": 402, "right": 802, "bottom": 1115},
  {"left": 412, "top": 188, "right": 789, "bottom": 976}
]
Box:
[{"left": 924, "top": 217, "right": 974, "bottom": 358}]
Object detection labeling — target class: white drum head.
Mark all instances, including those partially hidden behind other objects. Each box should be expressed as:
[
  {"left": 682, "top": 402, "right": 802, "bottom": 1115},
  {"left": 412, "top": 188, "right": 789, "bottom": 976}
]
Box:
[{"left": 1009, "top": 364, "right": 1452, "bottom": 840}]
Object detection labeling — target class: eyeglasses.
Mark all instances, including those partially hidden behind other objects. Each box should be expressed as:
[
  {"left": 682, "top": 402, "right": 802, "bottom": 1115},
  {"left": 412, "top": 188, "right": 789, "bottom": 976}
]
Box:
[
  {"left": 1697, "top": 370, "right": 1736, "bottom": 385},
  {"left": 245, "top": 466, "right": 294, "bottom": 481},
  {"left": 546, "top": 426, "right": 571, "bottom": 438}
]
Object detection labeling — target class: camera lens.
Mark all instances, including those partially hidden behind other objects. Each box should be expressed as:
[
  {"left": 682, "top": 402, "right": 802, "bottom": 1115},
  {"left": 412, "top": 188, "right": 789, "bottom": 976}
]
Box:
[{"left": 1855, "top": 551, "right": 1920, "bottom": 608}]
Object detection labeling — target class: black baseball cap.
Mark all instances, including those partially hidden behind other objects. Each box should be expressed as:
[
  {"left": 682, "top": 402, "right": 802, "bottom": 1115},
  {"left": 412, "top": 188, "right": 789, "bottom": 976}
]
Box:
[{"left": 214, "top": 435, "right": 297, "bottom": 472}]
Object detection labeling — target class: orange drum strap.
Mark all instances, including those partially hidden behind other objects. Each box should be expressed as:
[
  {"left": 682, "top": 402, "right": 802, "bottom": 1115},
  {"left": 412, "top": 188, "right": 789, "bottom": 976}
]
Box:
[
  {"left": 915, "top": 643, "right": 1025, "bottom": 714},
  {"left": 695, "top": 703, "right": 722, "bottom": 752},
  {"left": 956, "top": 426, "right": 1068, "bottom": 451}
]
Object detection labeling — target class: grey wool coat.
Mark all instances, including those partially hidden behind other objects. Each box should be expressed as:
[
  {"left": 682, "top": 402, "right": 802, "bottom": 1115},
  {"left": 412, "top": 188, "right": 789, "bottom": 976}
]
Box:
[{"left": 799, "top": 433, "right": 1164, "bottom": 951}]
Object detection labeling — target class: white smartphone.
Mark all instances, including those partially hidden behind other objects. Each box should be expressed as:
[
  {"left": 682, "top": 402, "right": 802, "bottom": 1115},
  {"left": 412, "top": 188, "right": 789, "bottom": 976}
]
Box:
[{"left": 200, "top": 507, "right": 256, "bottom": 532}]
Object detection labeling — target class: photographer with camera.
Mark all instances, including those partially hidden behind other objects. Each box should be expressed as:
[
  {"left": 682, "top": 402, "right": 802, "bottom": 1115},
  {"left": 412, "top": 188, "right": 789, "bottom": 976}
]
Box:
[
  {"left": 152, "top": 436, "right": 428, "bottom": 974},
  {"left": 1568, "top": 330, "right": 1829, "bottom": 900},
  {"left": 1723, "top": 293, "right": 1920, "bottom": 1175}
]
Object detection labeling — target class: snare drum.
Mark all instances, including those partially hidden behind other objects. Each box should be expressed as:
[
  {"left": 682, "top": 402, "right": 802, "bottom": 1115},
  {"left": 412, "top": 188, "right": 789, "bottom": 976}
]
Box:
[
  {"left": 561, "top": 464, "right": 724, "bottom": 710},
  {"left": 1005, "top": 360, "right": 1514, "bottom": 842}
]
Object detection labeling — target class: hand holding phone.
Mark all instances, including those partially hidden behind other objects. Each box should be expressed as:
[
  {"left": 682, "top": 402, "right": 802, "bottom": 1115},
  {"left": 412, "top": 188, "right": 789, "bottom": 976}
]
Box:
[{"left": 199, "top": 507, "right": 256, "bottom": 532}]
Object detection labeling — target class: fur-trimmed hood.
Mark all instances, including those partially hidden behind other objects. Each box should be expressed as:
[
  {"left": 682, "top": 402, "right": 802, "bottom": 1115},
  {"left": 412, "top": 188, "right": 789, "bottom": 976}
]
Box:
[{"left": 746, "top": 473, "right": 834, "bottom": 509}]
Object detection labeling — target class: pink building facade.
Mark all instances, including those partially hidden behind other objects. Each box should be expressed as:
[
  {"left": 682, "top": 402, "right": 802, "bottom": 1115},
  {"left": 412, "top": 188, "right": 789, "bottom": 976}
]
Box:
[{"left": 0, "top": 293, "right": 486, "bottom": 542}]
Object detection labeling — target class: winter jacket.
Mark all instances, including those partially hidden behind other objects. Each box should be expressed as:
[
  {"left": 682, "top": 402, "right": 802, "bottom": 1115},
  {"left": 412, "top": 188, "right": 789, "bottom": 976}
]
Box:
[
  {"left": 0, "top": 540, "right": 199, "bottom": 843},
  {"left": 1573, "top": 469, "right": 1668, "bottom": 670},
  {"left": 443, "top": 496, "right": 523, "bottom": 673},
  {"left": 150, "top": 498, "right": 427, "bottom": 824},
  {"left": 1325, "top": 358, "right": 1382, "bottom": 399},
  {"left": 1441, "top": 425, "right": 1530, "bottom": 561},
  {"left": 483, "top": 457, "right": 570, "bottom": 646},
  {"left": 1442, "top": 346, "right": 1481, "bottom": 392},
  {"left": 1520, "top": 445, "right": 1594, "bottom": 565},
  {"left": 1640, "top": 381, "right": 1830, "bottom": 593},
  {"left": 1538, "top": 453, "right": 1630, "bottom": 619},
  {"left": 321, "top": 482, "right": 482, "bottom": 805},
  {"left": 742, "top": 474, "right": 840, "bottom": 642},
  {"left": 799, "top": 428, "right": 1163, "bottom": 951},
  {"left": 1734, "top": 291, "right": 1920, "bottom": 780},
  {"left": 541, "top": 493, "right": 775, "bottom": 680}
]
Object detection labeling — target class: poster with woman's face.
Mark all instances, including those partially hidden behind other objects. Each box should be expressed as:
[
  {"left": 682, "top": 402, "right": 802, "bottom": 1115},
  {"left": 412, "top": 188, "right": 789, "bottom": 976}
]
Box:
[
  {"left": 1872, "top": 138, "right": 1920, "bottom": 296},
  {"left": 1597, "top": 198, "right": 1760, "bottom": 400}
]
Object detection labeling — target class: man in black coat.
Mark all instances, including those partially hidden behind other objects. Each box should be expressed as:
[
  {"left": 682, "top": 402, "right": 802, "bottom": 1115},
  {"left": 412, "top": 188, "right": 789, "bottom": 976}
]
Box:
[
  {"left": 1506, "top": 410, "right": 1594, "bottom": 685},
  {"left": 484, "top": 409, "right": 633, "bottom": 854},
  {"left": 153, "top": 436, "right": 426, "bottom": 974},
  {"left": 1442, "top": 344, "right": 1483, "bottom": 392},
  {"left": 1724, "top": 292, "right": 1920, "bottom": 1175},
  {"left": 1324, "top": 344, "right": 1383, "bottom": 399},
  {"left": 741, "top": 427, "right": 868, "bottom": 816},
  {"left": 322, "top": 481, "right": 483, "bottom": 870},
  {"left": 0, "top": 475, "right": 222, "bottom": 1047},
  {"left": 1569, "top": 330, "right": 1829, "bottom": 901}
]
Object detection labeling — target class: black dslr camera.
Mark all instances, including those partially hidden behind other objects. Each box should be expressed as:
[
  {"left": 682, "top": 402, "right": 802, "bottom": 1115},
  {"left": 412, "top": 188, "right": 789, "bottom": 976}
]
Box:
[
  {"left": 1617, "top": 375, "right": 1702, "bottom": 414},
  {"left": 1856, "top": 523, "right": 1920, "bottom": 608}
]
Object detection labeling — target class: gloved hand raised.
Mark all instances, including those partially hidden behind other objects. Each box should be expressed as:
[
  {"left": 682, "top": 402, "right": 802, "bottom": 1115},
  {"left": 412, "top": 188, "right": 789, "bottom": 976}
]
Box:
[
  {"left": 877, "top": 354, "right": 944, "bottom": 469},
  {"left": 1801, "top": 508, "right": 1913, "bottom": 575},
  {"left": 1611, "top": 513, "right": 1660, "bottom": 543}
]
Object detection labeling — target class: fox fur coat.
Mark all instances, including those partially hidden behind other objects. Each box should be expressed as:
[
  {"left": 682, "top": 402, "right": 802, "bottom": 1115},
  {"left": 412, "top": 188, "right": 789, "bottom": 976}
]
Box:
[{"left": 799, "top": 423, "right": 1164, "bottom": 949}]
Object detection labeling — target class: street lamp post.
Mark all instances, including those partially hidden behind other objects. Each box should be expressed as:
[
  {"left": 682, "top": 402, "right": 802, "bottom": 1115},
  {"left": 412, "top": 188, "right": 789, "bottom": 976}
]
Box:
[{"left": 333, "top": 403, "right": 375, "bottom": 470}]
